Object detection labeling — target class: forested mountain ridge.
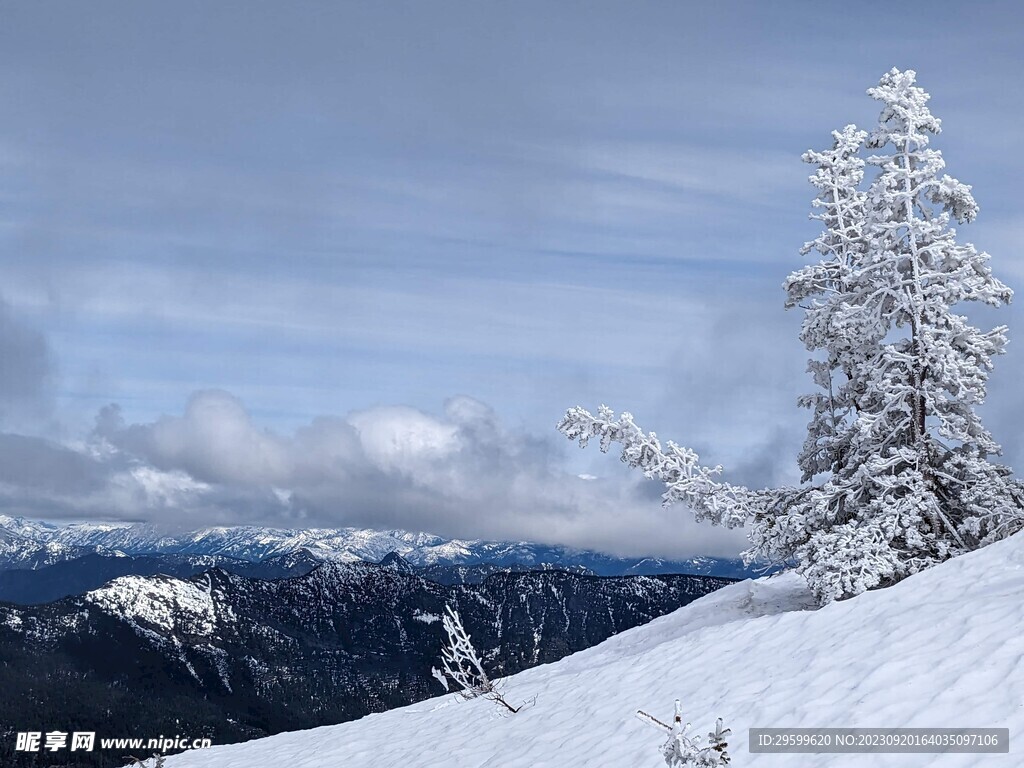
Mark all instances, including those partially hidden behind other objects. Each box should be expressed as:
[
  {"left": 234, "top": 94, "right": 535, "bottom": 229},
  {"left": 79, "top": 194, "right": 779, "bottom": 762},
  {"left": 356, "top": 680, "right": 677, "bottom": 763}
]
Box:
[{"left": 0, "top": 561, "right": 732, "bottom": 767}]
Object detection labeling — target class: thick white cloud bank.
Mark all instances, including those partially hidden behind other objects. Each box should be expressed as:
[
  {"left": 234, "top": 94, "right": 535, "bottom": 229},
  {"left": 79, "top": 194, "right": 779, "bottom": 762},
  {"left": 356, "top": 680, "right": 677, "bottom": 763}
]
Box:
[{"left": 0, "top": 390, "right": 747, "bottom": 559}]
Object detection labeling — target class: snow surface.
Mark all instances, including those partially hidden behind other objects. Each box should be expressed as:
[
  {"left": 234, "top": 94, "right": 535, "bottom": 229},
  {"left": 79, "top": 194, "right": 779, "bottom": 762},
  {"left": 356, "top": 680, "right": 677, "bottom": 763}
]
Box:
[{"left": 164, "top": 532, "right": 1024, "bottom": 767}]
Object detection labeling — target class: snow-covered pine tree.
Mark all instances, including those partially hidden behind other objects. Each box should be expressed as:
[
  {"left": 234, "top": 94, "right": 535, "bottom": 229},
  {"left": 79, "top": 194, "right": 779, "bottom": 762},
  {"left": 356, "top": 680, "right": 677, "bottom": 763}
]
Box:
[
  {"left": 559, "top": 69, "right": 1024, "bottom": 603},
  {"left": 789, "top": 68, "right": 1023, "bottom": 600}
]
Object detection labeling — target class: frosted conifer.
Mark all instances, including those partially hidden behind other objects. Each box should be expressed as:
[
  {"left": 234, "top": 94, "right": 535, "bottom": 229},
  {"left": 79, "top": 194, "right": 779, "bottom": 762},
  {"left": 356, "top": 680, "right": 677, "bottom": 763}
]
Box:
[{"left": 559, "top": 69, "right": 1024, "bottom": 603}]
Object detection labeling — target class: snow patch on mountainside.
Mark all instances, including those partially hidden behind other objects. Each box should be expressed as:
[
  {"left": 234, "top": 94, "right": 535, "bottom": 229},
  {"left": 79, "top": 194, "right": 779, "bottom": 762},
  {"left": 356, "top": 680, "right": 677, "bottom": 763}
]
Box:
[
  {"left": 165, "top": 533, "right": 1024, "bottom": 767},
  {"left": 86, "top": 573, "right": 229, "bottom": 636}
]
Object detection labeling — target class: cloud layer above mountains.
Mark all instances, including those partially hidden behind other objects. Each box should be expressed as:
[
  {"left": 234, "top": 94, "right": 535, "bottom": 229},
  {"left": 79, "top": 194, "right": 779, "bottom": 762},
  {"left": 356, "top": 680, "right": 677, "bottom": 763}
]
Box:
[{"left": 0, "top": 390, "right": 748, "bottom": 558}]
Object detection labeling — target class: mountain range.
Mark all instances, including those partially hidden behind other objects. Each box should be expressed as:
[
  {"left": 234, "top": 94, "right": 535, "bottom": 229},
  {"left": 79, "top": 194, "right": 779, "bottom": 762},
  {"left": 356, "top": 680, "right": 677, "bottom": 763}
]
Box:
[
  {"left": 0, "top": 513, "right": 752, "bottom": 766},
  {"left": 0, "top": 559, "right": 732, "bottom": 767},
  {"left": 0, "top": 515, "right": 762, "bottom": 579}
]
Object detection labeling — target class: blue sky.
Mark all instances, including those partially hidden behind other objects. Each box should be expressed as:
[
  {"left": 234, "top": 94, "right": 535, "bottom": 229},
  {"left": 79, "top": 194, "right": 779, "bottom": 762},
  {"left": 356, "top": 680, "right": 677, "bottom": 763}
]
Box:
[{"left": 1, "top": 2, "right": 1022, "bottom": 557}]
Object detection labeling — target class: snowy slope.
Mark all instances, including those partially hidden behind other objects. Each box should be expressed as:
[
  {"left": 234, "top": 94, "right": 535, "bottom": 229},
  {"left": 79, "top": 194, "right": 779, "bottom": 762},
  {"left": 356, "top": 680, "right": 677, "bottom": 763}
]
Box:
[{"left": 165, "top": 532, "right": 1024, "bottom": 768}]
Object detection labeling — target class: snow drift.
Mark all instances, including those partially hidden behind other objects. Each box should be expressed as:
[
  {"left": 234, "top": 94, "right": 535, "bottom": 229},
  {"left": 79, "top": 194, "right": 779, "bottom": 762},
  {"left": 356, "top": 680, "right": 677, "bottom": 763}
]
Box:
[{"left": 164, "top": 533, "right": 1024, "bottom": 767}]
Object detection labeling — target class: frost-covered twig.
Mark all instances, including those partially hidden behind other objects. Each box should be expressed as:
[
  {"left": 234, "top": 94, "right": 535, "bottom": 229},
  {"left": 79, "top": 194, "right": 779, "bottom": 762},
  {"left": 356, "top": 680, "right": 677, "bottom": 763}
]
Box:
[
  {"left": 637, "top": 700, "right": 730, "bottom": 766},
  {"left": 432, "top": 604, "right": 520, "bottom": 714}
]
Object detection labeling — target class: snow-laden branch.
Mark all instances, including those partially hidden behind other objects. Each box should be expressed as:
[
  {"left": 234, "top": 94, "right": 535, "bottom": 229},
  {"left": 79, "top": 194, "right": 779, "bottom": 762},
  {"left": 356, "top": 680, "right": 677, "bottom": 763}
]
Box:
[{"left": 557, "top": 405, "right": 751, "bottom": 529}]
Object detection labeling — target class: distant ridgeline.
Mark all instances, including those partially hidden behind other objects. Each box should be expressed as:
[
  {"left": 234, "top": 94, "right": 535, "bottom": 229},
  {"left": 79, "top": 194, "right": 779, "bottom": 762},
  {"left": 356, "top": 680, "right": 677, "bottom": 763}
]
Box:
[{"left": 0, "top": 515, "right": 765, "bottom": 598}]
